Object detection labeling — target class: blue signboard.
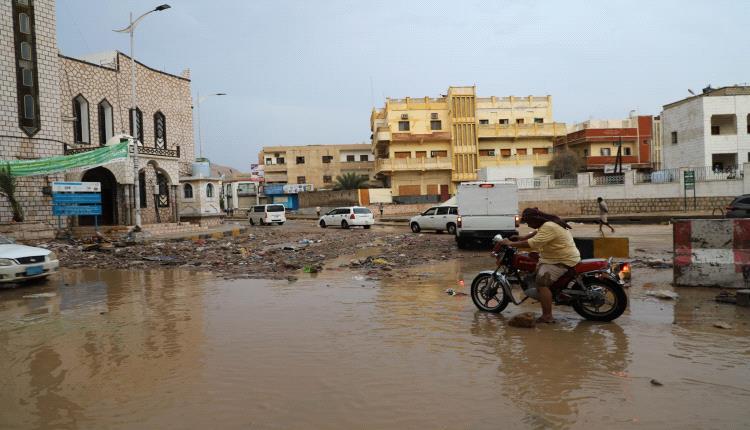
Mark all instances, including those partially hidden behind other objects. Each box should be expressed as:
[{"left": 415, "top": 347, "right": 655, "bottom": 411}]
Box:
[
  {"left": 263, "top": 184, "right": 285, "bottom": 195},
  {"left": 53, "top": 205, "right": 102, "bottom": 216},
  {"left": 52, "top": 193, "right": 101, "bottom": 204}
]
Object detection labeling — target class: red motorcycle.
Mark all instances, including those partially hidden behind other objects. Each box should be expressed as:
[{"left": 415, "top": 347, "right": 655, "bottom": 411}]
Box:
[{"left": 470, "top": 235, "right": 628, "bottom": 321}]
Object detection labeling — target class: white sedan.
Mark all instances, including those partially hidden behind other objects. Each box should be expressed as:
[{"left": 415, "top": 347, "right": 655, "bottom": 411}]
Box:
[
  {"left": 409, "top": 205, "right": 459, "bottom": 234},
  {"left": 0, "top": 235, "right": 59, "bottom": 283},
  {"left": 319, "top": 207, "right": 374, "bottom": 229}
]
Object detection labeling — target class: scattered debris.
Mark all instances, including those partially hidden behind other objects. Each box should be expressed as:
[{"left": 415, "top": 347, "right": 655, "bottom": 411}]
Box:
[
  {"left": 22, "top": 292, "right": 56, "bottom": 299},
  {"left": 445, "top": 288, "right": 468, "bottom": 297},
  {"left": 508, "top": 312, "right": 536, "bottom": 328},
  {"left": 715, "top": 291, "right": 737, "bottom": 305},
  {"left": 646, "top": 290, "right": 679, "bottom": 300},
  {"left": 650, "top": 379, "right": 663, "bottom": 386},
  {"left": 713, "top": 321, "right": 732, "bottom": 329}
]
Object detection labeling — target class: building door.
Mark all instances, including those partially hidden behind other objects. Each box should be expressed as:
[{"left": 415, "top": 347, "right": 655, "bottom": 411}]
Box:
[
  {"left": 80, "top": 167, "right": 118, "bottom": 225},
  {"left": 440, "top": 184, "right": 450, "bottom": 202}
]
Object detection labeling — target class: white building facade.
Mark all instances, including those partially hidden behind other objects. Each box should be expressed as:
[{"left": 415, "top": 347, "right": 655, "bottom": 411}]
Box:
[{"left": 661, "top": 87, "right": 750, "bottom": 170}]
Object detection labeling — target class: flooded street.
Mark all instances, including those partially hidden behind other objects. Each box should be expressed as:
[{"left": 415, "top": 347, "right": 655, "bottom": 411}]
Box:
[{"left": 1, "top": 259, "right": 749, "bottom": 429}]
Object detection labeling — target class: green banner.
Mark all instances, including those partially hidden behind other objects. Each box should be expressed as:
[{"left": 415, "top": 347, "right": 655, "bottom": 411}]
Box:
[{"left": 2, "top": 142, "right": 129, "bottom": 177}]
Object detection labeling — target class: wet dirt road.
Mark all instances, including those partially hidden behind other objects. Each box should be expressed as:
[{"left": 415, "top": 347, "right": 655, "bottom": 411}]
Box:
[{"left": 1, "top": 258, "right": 749, "bottom": 429}]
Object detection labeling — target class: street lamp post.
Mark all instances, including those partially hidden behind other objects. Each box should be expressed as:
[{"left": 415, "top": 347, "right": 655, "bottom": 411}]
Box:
[
  {"left": 195, "top": 92, "right": 227, "bottom": 159},
  {"left": 114, "top": 4, "right": 171, "bottom": 230}
]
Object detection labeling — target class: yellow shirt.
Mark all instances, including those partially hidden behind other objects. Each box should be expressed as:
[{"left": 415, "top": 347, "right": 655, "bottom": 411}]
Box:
[{"left": 527, "top": 222, "right": 581, "bottom": 267}]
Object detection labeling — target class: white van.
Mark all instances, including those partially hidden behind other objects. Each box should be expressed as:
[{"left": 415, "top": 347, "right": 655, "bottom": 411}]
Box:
[
  {"left": 249, "top": 204, "right": 286, "bottom": 226},
  {"left": 455, "top": 181, "right": 519, "bottom": 249}
]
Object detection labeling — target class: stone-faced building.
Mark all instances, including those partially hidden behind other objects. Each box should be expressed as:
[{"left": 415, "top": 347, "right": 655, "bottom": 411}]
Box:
[
  {"left": 0, "top": 0, "right": 65, "bottom": 224},
  {"left": 61, "top": 51, "right": 194, "bottom": 225},
  {"left": 0, "top": 0, "right": 195, "bottom": 227}
]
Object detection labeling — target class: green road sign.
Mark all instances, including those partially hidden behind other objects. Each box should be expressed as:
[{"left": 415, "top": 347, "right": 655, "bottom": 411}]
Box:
[{"left": 684, "top": 171, "right": 695, "bottom": 189}]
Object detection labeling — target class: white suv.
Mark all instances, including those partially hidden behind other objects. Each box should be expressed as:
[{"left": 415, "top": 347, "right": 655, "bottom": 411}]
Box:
[
  {"left": 409, "top": 205, "right": 459, "bottom": 234},
  {"left": 319, "top": 207, "right": 374, "bottom": 229},
  {"left": 249, "top": 204, "right": 286, "bottom": 225}
]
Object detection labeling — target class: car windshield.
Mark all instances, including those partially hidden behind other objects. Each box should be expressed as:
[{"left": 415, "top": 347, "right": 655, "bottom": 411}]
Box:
[
  {"left": 0, "top": 235, "right": 12, "bottom": 244},
  {"left": 267, "top": 205, "right": 285, "bottom": 212},
  {"left": 353, "top": 208, "right": 371, "bottom": 214}
]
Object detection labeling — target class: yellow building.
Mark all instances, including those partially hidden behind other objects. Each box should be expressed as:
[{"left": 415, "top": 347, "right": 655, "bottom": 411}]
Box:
[
  {"left": 371, "top": 86, "right": 565, "bottom": 198},
  {"left": 259, "top": 144, "right": 374, "bottom": 190}
]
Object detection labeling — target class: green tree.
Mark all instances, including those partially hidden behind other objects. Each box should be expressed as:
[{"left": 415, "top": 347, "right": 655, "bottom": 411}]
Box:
[
  {"left": 333, "top": 172, "right": 369, "bottom": 190},
  {"left": 0, "top": 164, "right": 24, "bottom": 222},
  {"left": 548, "top": 148, "right": 582, "bottom": 179}
]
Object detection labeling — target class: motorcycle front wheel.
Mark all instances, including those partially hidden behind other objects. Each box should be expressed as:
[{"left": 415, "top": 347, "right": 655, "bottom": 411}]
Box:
[
  {"left": 572, "top": 278, "right": 628, "bottom": 322},
  {"left": 471, "top": 273, "right": 510, "bottom": 313}
]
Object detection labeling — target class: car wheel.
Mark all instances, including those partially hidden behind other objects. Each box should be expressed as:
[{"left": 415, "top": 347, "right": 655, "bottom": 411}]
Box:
[
  {"left": 320, "top": 220, "right": 327, "bottom": 228},
  {"left": 457, "top": 237, "right": 469, "bottom": 250},
  {"left": 364, "top": 225, "right": 371, "bottom": 229},
  {"left": 260, "top": 219, "right": 266, "bottom": 226},
  {"left": 341, "top": 220, "right": 349, "bottom": 229},
  {"left": 410, "top": 222, "right": 421, "bottom": 233},
  {"left": 447, "top": 223, "right": 456, "bottom": 235},
  {"left": 277, "top": 222, "right": 284, "bottom": 226},
  {"left": 249, "top": 218, "right": 255, "bottom": 226}
]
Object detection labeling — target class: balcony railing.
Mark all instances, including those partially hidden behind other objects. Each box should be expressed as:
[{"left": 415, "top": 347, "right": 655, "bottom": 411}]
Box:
[
  {"left": 376, "top": 157, "right": 452, "bottom": 172},
  {"left": 478, "top": 153, "right": 551, "bottom": 167},
  {"left": 477, "top": 122, "right": 566, "bottom": 138},
  {"left": 263, "top": 163, "right": 287, "bottom": 173},
  {"left": 64, "top": 144, "right": 180, "bottom": 158},
  {"left": 634, "top": 168, "right": 680, "bottom": 184}
]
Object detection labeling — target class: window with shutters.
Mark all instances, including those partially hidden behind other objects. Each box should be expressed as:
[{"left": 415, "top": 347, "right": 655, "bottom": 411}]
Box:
[
  {"left": 129, "top": 107, "right": 144, "bottom": 144},
  {"left": 154, "top": 111, "right": 166, "bottom": 148},
  {"left": 98, "top": 99, "right": 113, "bottom": 145},
  {"left": 184, "top": 183, "right": 193, "bottom": 198},
  {"left": 157, "top": 173, "right": 169, "bottom": 207},
  {"left": 13, "top": 0, "right": 40, "bottom": 136},
  {"left": 73, "top": 94, "right": 90, "bottom": 144}
]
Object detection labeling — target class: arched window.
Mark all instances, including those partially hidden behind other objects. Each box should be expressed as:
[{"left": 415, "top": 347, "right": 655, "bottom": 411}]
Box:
[
  {"left": 73, "top": 95, "right": 90, "bottom": 143},
  {"left": 98, "top": 99, "right": 113, "bottom": 145},
  {"left": 157, "top": 173, "right": 169, "bottom": 207},
  {"left": 19, "top": 13, "right": 30, "bottom": 34},
  {"left": 20, "top": 41, "right": 31, "bottom": 60},
  {"left": 184, "top": 183, "right": 193, "bottom": 198},
  {"left": 129, "top": 107, "right": 143, "bottom": 144},
  {"left": 206, "top": 183, "right": 214, "bottom": 198},
  {"left": 138, "top": 171, "right": 147, "bottom": 207},
  {"left": 154, "top": 112, "right": 166, "bottom": 149},
  {"left": 23, "top": 95, "right": 34, "bottom": 119}
]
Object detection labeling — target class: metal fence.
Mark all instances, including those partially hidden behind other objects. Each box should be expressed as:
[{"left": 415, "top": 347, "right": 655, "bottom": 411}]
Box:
[
  {"left": 634, "top": 168, "right": 680, "bottom": 184},
  {"left": 513, "top": 178, "right": 544, "bottom": 189},
  {"left": 591, "top": 174, "right": 625, "bottom": 186},
  {"left": 550, "top": 177, "right": 578, "bottom": 188},
  {"left": 690, "top": 165, "right": 743, "bottom": 182}
]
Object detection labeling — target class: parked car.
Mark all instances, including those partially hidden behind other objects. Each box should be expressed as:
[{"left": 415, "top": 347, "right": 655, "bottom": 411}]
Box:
[
  {"left": 0, "top": 235, "right": 59, "bottom": 283},
  {"left": 726, "top": 194, "right": 750, "bottom": 218},
  {"left": 319, "top": 207, "right": 374, "bottom": 229},
  {"left": 249, "top": 204, "right": 286, "bottom": 225},
  {"left": 409, "top": 205, "right": 459, "bottom": 234}
]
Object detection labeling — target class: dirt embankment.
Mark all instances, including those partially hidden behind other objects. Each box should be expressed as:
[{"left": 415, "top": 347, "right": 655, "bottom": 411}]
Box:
[{"left": 46, "top": 227, "right": 460, "bottom": 280}]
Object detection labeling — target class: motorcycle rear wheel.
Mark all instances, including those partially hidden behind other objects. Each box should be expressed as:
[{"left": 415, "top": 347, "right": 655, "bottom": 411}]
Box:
[
  {"left": 572, "top": 278, "right": 628, "bottom": 322},
  {"left": 471, "top": 273, "right": 510, "bottom": 313}
]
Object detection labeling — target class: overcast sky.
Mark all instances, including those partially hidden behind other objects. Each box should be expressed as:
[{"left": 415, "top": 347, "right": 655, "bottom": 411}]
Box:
[{"left": 57, "top": 0, "right": 750, "bottom": 170}]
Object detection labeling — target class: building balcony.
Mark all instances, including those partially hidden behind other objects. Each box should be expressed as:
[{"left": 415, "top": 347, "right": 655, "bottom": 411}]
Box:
[
  {"left": 375, "top": 157, "right": 452, "bottom": 173},
  {"left": 340, "top": 161, "right": 374, "bottom": 170},
  {"left": 451, "top": 172, "right": 477, "bottom": 182},
  {"left": 477, "top": 123, "right": 566, "bottom": 139},
  {"left": 374, "top": 127, "right": 391, "bottom": 142},
  {"left": 263, "top": 172, "right": 288, "bottom": 183},
  {"left": 585, "top": 155, "right": 648, "bottom": 170},
  {"left": 64, "top": 143, "right": 181, "bottom": 159},
  {"left": 263, "top": 163, "right": 287, "bottom": 173},
  {"left": 478, "top": 153, "right": 552, "bottom": 167}
]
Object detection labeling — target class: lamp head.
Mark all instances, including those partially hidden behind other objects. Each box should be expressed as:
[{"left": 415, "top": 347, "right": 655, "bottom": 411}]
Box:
[{"left": 155, "top": 4, "right": 171, "bottom": 11}]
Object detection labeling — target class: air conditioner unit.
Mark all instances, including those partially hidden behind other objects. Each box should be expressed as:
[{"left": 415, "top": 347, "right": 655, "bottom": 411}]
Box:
[
  {"left": 401, "top": 114, "right": 408, "bottom": 120},
  {"left": 431, "top": 113, "right": 438, "bottom": 119}
]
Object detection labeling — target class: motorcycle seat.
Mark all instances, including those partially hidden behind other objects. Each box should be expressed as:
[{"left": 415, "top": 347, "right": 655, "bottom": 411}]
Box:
[{"left": 574, "top": 259, "right": 609, "bottom": 274}]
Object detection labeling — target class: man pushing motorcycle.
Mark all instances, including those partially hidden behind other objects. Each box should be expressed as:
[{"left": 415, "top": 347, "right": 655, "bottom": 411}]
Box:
[{"left": 499, "top": 208, "right": 581, "bottom": 323}]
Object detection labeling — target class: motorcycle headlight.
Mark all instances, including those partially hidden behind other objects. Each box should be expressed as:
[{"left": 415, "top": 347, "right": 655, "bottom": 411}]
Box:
[
  {"left": 0, "top": 258, "right": 15, "bottom": 267},
  {"left": 47, "top": 252, "right": 58, "bottom": 261}
]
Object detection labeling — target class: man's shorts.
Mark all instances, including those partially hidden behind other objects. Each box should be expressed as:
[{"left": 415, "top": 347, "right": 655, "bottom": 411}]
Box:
[
  {"left": 535, "top": 263, "right": 571, "bottom": 289},
  {"left": 600, "top": 214, "right": 608, "bottom": 223}
]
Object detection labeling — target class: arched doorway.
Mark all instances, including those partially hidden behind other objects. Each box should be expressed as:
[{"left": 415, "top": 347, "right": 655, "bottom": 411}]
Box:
[{"left": 80, "top": 167, "right": 118, "bottom": 225}]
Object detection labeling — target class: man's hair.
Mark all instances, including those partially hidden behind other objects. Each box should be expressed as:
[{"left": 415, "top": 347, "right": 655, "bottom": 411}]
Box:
[{"left": 597, "top": 197, "right": 603, "bottom": 202}]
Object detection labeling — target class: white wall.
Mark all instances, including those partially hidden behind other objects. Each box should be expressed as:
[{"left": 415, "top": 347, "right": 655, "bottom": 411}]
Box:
[
  {"left": 339, "top": 150, "right": 371, "bottom": 162},
  {"left": 662, "top": 98, "right": 704, "bottom": 168},
  {"left": 478, "top": 166, "right": 534, "bottom": 181},
  {"left": 517, "top": 167, "right": 747, "bottom": 202},
  {"left": 703, "top": 96, "right": 750, "bottom": 164}
]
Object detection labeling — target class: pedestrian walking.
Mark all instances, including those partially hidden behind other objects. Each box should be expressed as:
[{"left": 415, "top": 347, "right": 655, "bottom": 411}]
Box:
[
  {"left": 379, "top": 203, "right": 384, "bottom": 218},
  {"left": 597, "top": 197, "right": 615, "bottom": 235},
  {"left": 316, "top": 206, "right": 321, "bottom": 217}
]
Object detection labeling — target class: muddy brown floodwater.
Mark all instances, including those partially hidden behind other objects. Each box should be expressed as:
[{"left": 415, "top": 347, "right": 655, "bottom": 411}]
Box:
[{"left": 1, "top": 256, "right": 749, "bottom": 429}]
